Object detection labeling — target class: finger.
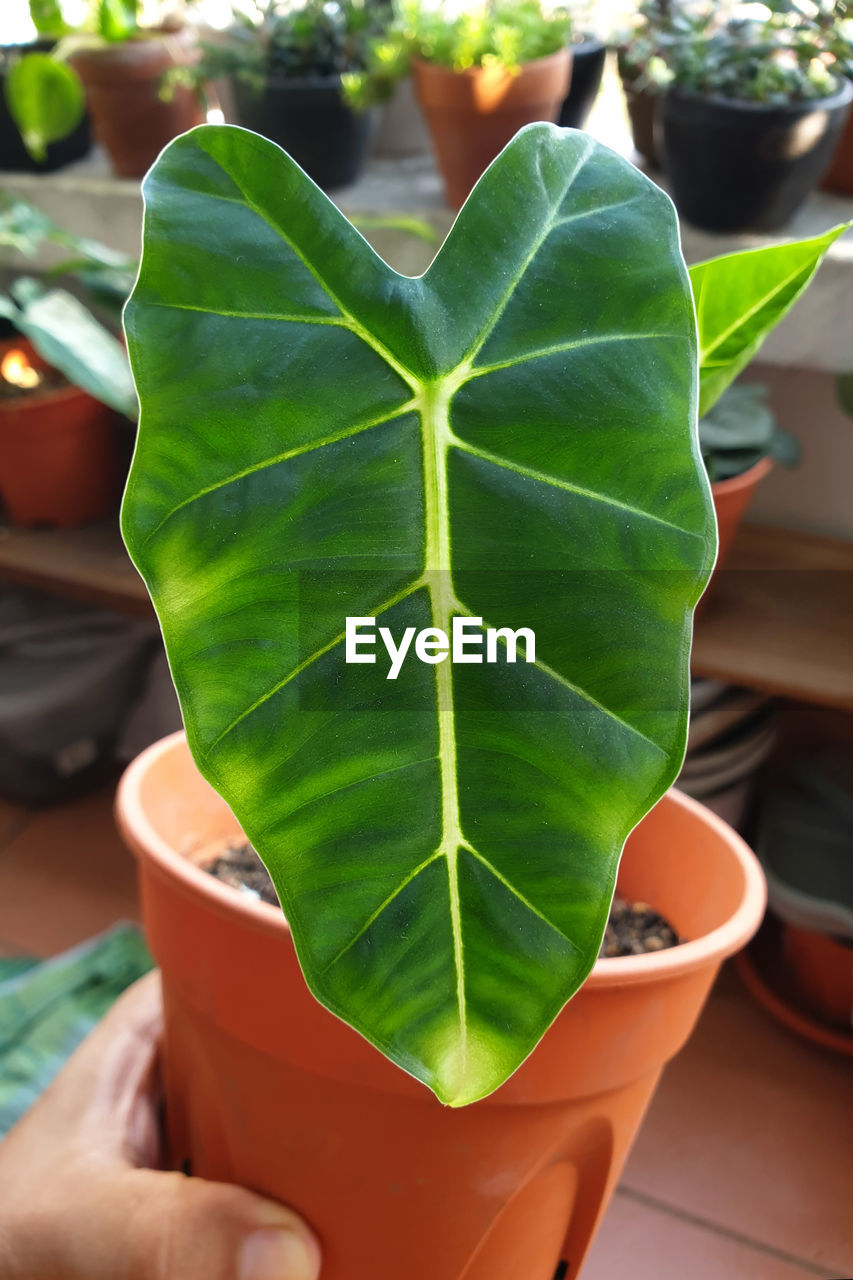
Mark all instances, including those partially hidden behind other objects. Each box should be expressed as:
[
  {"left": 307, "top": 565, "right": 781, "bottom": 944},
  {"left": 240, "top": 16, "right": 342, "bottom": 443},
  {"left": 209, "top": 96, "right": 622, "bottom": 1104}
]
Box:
[
  {"left": 5, "top": 1167, "right": 322, "bottom": 1280},
  {"left": 10, "top": 971, "right": 165, "bottom": 1165}
]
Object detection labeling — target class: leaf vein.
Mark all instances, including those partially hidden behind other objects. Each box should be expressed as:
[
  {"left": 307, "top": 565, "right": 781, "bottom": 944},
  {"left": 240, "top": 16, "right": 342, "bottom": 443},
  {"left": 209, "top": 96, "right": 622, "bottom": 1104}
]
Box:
[
  {"left": 450, "top": 438, "right": 703, "bottom": 539},
  {"left": 202, "top": 579, "right": 424, "bottom": 754},
  {"left": 464, "top": 844, "right": 583, "bottom": 954},
  {"left": 141, "top": 403, "right": 416, "bottom": 545},
  {"left": 319, "top": 847, "right": 444, "bottom": 975}
]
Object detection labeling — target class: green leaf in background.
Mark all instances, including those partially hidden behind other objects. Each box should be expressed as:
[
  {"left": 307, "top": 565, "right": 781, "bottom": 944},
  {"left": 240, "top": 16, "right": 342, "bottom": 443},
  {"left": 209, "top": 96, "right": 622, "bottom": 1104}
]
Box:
[
  {"left": 28, "top": 0, "right": 70, "bottom": 38},
  {"left": 0, "top": 279, "right": 136, "bottom": 417},
  {"left": 690, "top": 224, "right": 851, "bottom": 419},
  {"left": 96, "top": 0, "right": 140, "bottom": 43},
  {"left": 122, "top": 124, "right": 714, "bottom": 1105},
  {"left": 4, "top": 53, "right": 85, "bottom": 162}
]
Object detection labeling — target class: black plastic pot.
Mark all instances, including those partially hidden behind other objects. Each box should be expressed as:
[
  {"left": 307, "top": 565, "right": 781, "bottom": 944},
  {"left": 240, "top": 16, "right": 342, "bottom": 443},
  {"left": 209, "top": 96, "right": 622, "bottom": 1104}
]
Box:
[
  {"left": 231, "top": 74, "right": 376, "bottom": 190},
  {"left": 661, "top": 81, "right": 853, "bottom": 232},
  {"left": 558, "top": 37, "right": 606, "bottom": 129},
  {"left": 0, "top": 41, "right": 91, "bottom": 173}
]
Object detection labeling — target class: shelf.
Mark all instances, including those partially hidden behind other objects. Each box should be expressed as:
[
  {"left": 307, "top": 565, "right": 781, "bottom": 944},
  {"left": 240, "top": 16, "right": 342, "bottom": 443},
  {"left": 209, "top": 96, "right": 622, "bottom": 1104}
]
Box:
[
  {"left": 693, "top": 524, "right": 853, "bottom": 712},
  {"left": 0, "top": 518, "right": 151, "bottom": 616},
  {"left": 0, "top": 518, "right": 850, "bottom": 711}
]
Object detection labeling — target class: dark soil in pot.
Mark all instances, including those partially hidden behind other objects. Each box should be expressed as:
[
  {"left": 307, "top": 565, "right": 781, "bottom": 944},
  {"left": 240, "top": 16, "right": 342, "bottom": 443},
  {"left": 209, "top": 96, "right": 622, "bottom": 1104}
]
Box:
[
  {"left": 557, "top": 37, "right": 606, "bottom": 129},
  {"left": 205, "top": 839, "right": 684, "bottom": 958},
  {"left": 0, "top": 41, "right": 91, "bottom": 172},
  {"left": 231, "top": 75, "right": 376, "bottom": 190},
  {"left": 661, "top": 81, "right": 853, "bottom": 232}
]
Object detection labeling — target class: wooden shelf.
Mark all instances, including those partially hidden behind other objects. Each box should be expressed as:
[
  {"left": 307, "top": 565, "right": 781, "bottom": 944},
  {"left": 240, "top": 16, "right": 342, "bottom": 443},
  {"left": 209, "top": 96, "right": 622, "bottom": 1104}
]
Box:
[
  {"left": 0, "top": 518, "right": 850, "bottom": 711},
  {"left": 693, "top": 524, "right": 853, "bottom": 712},
  {"left": 0, "top": 518, "right": 151, "bottom": 616}
]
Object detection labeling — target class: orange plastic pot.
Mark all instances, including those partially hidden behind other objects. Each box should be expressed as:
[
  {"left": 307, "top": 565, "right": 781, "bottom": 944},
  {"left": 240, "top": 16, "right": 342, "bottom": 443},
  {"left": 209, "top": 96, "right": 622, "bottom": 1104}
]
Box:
[
  {"left": 412, "top": 50, "right": 572, "bottom": 208},
  {"left": 70, "top": 31, "right": 203, "bottom": 178},
  {"left": 711, "top": 455, "right": 773, "bottom": 574},
  {"left": 0, "top": 338, "right": 119, "bottom": 527},
  {"left": 117, "top": 732, "right": 765, "bottom": 1280},
  {"left": 782, "top": 922, "right": 853, "bottom": 1027}
]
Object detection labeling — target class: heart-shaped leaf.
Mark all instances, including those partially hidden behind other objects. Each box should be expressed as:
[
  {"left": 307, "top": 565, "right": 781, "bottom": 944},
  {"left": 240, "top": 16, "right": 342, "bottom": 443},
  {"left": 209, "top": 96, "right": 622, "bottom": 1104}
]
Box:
[
  {"left": 122, "top": 124, "right": 715, "bottom": 1105},
  {"left": 690, "top": 224, "right": 850, "bottom": 419}
]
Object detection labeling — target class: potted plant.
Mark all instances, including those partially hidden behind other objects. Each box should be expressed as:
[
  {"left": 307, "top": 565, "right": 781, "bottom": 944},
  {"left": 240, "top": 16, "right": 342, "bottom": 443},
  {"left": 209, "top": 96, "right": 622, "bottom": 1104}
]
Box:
[
  {"left": 402, "top": 0, "right": 573, "bottom": 207},
  {"left": 0, "top": 30, "right": 91, "bottom": 172},
  {"left": 613, "top": 0, "right": 708, "bottom": 166},
  {"left": 186, "top": 0, "right": 401, "bottom": 190},
  {"left": 4, "top": 0, "right": 204, "bottom": 178},
  {"left": 110, "top": 119, "right": 778, "bottom": 1279},
  {"left": 657, "top": 0, "right": 853, "bottom": 231},
  {"left": 0, "top": 196, "right": 137, "bottom": 528}
]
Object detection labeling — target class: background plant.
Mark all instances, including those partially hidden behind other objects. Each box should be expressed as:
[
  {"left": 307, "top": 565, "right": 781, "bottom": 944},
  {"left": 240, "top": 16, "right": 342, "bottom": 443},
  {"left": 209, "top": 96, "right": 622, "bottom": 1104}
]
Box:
[
  {"left": 183, "top": 0, "right": 403, "bottom": 110},
  {"left": 397, "top": 0, "right": 572, "bottom": 73},
  {"left": 636, "top": 0, "right": 853, "bottom": 102},
  {"left": 0, "top": 194, "right": 137, "bottom": 416},
  {"left": 5, "top": 0, "right": 182, "bottom": 160}
]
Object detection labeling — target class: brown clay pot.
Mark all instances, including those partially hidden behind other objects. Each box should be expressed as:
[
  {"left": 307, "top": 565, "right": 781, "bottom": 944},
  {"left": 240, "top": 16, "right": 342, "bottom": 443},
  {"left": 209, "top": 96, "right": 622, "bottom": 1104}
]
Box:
[
  {"left": 711, "top": 455, "right": 773, "bottom": 575},
  {"left": 70, "top": 30, "right": 203, "bottom": 178},
  {"left": 412, "top": 49, "right": 572, "bottom": 208},
  {"left": 782, "top": 922, "right": 853, "bottom": 1027},
  {"left": 117, "top": 732, "right": 765, "bottom": 1280},
  {"left": 822, "top": 101, "right": 853, "bottom": 194},
  {"left": 0, "top": 338, "right": 119, "bottom": 528}
]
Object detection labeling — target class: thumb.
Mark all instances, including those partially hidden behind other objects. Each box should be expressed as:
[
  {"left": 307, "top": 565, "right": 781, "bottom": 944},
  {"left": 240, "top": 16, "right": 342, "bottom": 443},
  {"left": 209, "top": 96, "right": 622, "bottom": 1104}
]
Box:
[{"left": 10, "top": 1166, "right": 322, "bottom": 1280}]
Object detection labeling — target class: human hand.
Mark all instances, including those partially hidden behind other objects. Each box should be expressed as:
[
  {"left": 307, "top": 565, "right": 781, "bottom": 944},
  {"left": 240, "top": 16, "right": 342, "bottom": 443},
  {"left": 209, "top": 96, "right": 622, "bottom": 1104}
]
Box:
[{"left": 0, "top": 971, "right": 321, "bottom": 1280}]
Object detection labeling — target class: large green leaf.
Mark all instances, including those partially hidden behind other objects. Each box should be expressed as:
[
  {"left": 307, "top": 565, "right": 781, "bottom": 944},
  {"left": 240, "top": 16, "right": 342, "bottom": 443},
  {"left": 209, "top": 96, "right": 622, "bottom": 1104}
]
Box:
[
  {"left": 691, "top": 224, "right": 850, "bottom": 419},
  {"left": 122, "top": 124, "right": 714, "bottom": 1105}
]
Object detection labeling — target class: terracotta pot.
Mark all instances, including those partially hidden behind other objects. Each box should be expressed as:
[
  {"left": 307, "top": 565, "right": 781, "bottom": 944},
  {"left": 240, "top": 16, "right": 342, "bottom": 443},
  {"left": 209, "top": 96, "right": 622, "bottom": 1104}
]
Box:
[
  {"left": 822, "top": 99, "right": 853, "bottom": 194},
  {"left": 710, "top": 455, "right": 773, "bottom": 574},
  {"left": 0, "top": 338, "right": 119, "bottom": 528},
  {"left": 412, "top": 50, "right": 572, "bottom": 208},
  {"left": 782, "top": 921, "right": 853, "bottom": 1027},
  {"left": 117, "top": 732, "right": 764, "bottom": 1280},
  {"left": 70, "top": 31, "right": 204, "bottom": 178}
]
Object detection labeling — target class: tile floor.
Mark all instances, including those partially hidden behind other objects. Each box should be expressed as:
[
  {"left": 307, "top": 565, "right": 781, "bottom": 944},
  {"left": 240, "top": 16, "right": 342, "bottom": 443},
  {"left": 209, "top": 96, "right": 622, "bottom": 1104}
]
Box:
[{"left": 0, "top": 782, "right": 850, "bottom": 1280}]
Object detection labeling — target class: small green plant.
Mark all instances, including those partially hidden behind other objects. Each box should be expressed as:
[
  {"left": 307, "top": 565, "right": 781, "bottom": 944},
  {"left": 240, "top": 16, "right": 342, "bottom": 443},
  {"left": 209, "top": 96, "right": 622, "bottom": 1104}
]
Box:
[
  {"left": 398, "top": 0, "right": 572, "bottom": 73},
  {"left": 181, "top": 0, "right": 402, "bottom": 112},
  {"left": 635, "top": 0, "right": 853, "bottom": 103},
  {"left": 0, "top": 194, "right": 137, "bottom": 416},
  {"left": 616, "top": 0, "right": 713, "bottom": 91},
  {"left": 4, "top": 0, "right": 169, "bottom": 160},
  {"left": 698, "top": 383, "right": 799, "bottom": 482}
]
